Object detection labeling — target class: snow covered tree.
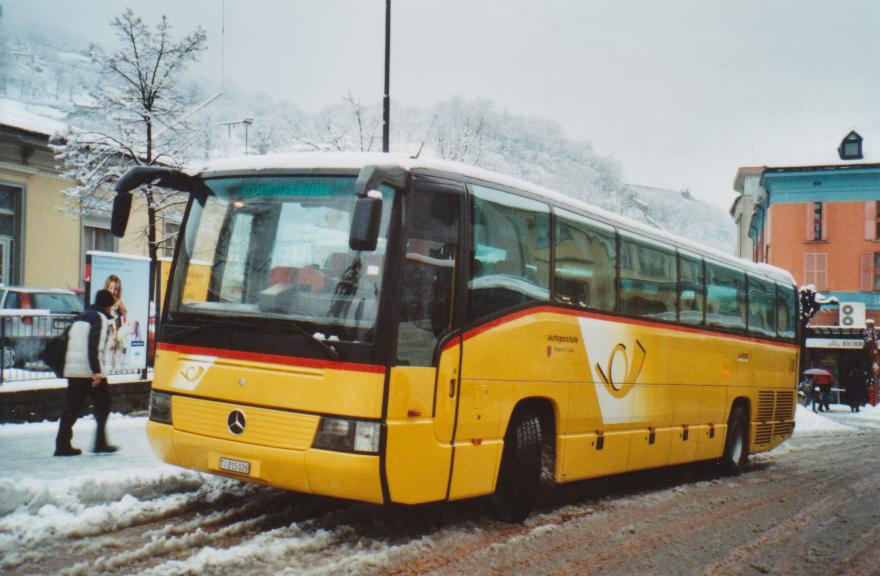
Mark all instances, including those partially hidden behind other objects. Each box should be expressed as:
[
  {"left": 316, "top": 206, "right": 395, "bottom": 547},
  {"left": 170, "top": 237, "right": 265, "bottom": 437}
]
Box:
[{"left": 53, "top": 8, "right": 206, "bottom": 291}]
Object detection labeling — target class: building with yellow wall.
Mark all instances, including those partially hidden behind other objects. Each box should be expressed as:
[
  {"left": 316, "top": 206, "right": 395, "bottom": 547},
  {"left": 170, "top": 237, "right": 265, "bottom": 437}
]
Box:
[{"left": 0, "top": 111, "right": 156, "bottom": 291}]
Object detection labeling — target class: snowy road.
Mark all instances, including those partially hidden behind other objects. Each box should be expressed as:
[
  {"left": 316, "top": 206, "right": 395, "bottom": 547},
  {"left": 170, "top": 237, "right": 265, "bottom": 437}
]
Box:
[{"left": 2, "top": 406, "right": 880, "bottom": 576}]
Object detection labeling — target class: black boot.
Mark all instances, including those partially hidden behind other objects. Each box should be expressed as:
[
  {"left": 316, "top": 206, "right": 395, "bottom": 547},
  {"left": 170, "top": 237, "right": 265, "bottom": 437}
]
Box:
[
  {"left": 54, "top": 444, "right": 82, "bottom": 456},
  {"left": 94, "top": 440, "right": 119, "bottom": 453}
]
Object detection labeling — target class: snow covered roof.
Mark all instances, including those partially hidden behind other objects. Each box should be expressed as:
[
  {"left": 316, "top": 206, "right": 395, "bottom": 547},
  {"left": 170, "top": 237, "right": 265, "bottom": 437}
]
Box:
[
  {"left": 0, "top": 98, "right": 68, "bottom": 138},
  {"left": 187, "top": 152, "right": 794, "bottom": 284}
]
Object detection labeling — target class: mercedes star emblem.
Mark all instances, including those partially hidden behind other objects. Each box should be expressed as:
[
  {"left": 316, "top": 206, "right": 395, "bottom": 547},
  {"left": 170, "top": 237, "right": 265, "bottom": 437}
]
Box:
[{"left": 227, "top": 410, "right": 246, "bottom": 435}]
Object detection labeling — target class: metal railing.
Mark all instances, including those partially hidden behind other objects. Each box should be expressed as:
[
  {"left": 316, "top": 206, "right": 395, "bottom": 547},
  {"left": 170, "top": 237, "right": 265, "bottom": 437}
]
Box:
[{"left": 0, "top": 311, "right": 146, "bottom": 386}]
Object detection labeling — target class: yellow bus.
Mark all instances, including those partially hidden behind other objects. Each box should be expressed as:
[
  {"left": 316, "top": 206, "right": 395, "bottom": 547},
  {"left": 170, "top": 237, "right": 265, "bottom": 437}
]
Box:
[{"left": 113, "top": 154, "right": 799, "bottom": 521}]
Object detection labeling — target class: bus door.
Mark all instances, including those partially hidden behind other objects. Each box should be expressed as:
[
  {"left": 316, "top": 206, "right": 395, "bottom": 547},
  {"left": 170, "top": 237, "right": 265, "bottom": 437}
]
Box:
[{"left": 386, "top": 177, "right": 464, "bottom": 503}]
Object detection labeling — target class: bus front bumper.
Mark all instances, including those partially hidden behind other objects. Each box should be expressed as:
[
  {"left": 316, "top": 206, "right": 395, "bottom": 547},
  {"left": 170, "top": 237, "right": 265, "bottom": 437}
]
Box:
[{"left": 147, "top": 421, "right": 384, "bottom": 503}]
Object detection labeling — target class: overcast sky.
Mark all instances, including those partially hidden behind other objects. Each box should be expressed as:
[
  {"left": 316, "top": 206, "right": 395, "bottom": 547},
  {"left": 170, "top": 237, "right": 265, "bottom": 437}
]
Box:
[{"left": 5, "top": 0, "right": 880, "bottom": 209}]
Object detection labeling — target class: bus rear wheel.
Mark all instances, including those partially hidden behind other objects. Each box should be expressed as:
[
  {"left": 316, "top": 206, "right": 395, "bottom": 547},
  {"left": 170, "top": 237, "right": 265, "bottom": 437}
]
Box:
[
  {"left": 720, "top": 404, "right": 749, "bottom": 476},
  {"left": 492, "top": 413, "right": 542, "bottom": 523}
]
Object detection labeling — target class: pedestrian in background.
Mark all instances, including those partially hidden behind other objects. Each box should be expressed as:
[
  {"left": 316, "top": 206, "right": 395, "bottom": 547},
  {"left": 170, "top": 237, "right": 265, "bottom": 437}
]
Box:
[
  {"left": 799, "top": 378, "right": 815, "bottom": 411},
  {"left": 817, "top": 375, "right": 833, "bottom": 413},
  {"left": 53, "top": 289, "right": 119, "bottom": 456}
]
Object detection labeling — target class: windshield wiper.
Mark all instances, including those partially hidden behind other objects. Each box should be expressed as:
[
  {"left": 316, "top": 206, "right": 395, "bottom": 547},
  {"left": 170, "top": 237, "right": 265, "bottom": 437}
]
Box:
[
  {"left": 162, "top": 317, "right": 258, "bottom": 343},
  {"left": 259, "top": 312, "right": 341, "bottom": 360}
]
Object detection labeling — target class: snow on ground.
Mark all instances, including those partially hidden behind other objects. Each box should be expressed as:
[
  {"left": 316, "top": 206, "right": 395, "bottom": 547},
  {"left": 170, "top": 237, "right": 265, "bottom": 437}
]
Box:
[
  {"left": 793, "top": 403, "right": 857, "bottom": 433},
  {"left": 0, "top": 415, "right": 224, "bottom": 568}
]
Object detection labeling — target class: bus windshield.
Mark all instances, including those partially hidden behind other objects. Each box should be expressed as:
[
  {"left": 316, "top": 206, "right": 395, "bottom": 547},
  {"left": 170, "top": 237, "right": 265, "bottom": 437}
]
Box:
[{"left": 168, "top": 175, "right": 395, "bottom": 343}]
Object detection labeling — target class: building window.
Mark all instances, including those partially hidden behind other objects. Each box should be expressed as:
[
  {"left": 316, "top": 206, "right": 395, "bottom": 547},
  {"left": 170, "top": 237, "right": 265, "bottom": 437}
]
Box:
[
  {"left": 874, "top": 253, "right": 880, "bottom": 291},
  {"left": 804, "top": 252, "right": 827, "bottom": 291},
  {"left": 812, "top": 202, "right": 824, "bottom": 240},
  {"left": 875, "top": 202, "right": 880, "bottom": 240},
  {"left": 838, "top": 130, "right": 863, "bottom": 161},
  {"left": 0, "top": 183, "right": 24, "bottom": 285},
  {"left": 82, "top": 224, "right": 116, "bottom": 283},
  {"left": 162, "top": 220, "right": 180, "bottom": 257}
]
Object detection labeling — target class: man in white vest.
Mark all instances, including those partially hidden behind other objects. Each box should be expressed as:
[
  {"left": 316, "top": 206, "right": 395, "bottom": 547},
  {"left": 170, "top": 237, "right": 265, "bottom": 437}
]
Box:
[{"left": 54, "top": 289, "right": 119, "bottom": 456}]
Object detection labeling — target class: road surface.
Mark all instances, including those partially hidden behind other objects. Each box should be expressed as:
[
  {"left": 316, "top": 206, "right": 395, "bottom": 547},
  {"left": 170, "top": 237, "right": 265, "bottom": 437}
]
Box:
[{"left": 3, "top": 410, "right": 879, "bottom": 575}]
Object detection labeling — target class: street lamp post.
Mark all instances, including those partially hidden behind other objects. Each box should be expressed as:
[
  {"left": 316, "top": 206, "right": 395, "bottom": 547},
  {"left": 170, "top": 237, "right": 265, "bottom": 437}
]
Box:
[{"left": 243, "top": 117, "right": 253, "bottom": 155}]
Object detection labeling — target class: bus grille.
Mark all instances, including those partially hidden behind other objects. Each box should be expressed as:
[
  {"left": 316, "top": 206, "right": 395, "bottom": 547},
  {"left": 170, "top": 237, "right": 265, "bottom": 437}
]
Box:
[
  {"left": 754, "top": 423, "right": 773, "bottom": 445},
  {"left": 754, "top": 390, "right": 796, "bottom": 446},
  {"left": 172, "top": 396, "right": 320, "bottom": 451},
  {"left": 756, "top": 391, "right": 774, "bottom": 422},
  {"left": 774, "top": 392, "right": 795, "bottom": 421},
  {"left": 773, "top": 421, "right": 795, "bottom": 437}
]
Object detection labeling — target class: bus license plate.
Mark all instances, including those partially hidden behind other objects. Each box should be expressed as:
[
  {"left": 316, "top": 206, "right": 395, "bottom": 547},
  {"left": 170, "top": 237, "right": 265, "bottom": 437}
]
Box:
[{"left": 218, "top": 457, "right": 250, "bottom": 475}]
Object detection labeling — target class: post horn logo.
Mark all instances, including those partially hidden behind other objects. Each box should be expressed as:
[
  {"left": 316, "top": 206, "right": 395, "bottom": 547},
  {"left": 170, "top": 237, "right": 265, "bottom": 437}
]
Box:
[
  {"left": 227, "top": 410, "right": 247, "bottom": 435},
  {"left": 594, "top": 340, "right": 646, "bottom": 398}
]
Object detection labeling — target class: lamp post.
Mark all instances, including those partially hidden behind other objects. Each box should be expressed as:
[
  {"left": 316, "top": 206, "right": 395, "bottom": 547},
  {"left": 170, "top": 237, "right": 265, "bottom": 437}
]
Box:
[
  {"left": 382, "top": 0, "right": 391, "bottom": 153},
  {"left": 243, "top": 117, "right": 254, "bottom": 155}
]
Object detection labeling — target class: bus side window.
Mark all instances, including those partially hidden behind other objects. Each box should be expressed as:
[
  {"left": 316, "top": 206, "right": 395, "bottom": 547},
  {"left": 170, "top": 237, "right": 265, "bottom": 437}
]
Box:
[
  {"left": 468, "top": 185, "right": 550, "bottom": 322},
  {"left": 553, "top": 209, "right": 616, "bottom": 311},
  {"left": 619, "top": 235, "right": 676, "bottom": 320},
  {"left": 777, "top": 283, "right": 797, "bottom": 339},
  {"left": 396, "top": 183, "right": 462, "bottom": 366},
  {"left": 747, "top": 275, "right": 777, "bottom": 337},
  {"left": 706, "top": 262, "right": 747, "bottom": 331},
  {"left": 678, "top": 254, "right": 704, "bottom": 325}
]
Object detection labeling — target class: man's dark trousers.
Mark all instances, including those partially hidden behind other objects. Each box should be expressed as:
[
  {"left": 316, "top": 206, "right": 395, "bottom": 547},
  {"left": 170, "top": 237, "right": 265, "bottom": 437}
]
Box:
[{"left": 55, "top": 378, "right": 111, "bottom": 449}]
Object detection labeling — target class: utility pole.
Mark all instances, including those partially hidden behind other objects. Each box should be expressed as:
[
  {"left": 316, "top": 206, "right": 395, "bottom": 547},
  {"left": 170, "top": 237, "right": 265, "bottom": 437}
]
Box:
[{"left": 382, "top": 0, "right": 391, "bottom": 153}]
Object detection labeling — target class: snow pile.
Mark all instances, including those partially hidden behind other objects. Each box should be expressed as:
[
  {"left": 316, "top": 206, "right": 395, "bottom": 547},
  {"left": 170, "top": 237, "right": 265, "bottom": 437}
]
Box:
[
  {"left": 0, "top": 416, "right": 229, "bottom": 571},
  {"left": 793, "top": 404, "right": 855, "bottom": 434}
]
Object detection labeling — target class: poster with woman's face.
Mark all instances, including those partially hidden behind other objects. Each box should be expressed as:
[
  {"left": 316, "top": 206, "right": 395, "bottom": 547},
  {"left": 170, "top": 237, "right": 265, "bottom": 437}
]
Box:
[{"left": 87, "top": 252, "right": 151, "bottom": 372}]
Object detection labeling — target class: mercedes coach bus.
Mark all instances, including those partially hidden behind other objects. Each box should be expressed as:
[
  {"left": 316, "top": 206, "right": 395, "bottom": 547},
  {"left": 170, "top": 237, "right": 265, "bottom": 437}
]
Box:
[{"left": 112, "top": 154, "right": 799, "bottom": 521}]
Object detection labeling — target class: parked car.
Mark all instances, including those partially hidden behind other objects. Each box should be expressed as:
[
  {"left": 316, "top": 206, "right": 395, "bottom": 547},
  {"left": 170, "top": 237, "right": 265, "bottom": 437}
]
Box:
[{"left": 0, "top": 286, "right": 83, "bottom": 369}]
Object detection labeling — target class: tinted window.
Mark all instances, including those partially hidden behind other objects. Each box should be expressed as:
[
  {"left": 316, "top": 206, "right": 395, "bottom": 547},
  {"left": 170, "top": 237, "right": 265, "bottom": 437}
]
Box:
[
  {"left": 469, "top": 185, "right": 550, "bottom": 321},
  {"left": 777, "top": 284, "right": 797, "bottom": 339},
  {"left": 678, "top": 254, "right": 704, "bottom": 325},
  {"left": 553, "top": 209, "right": 616, "bottom": 311},
  {"left": 747, "top": 275, "right": 776, "bottom": 337},
  {"left": 619, "top": 234, "right": 676, "bottom": 320},
  {"left": 706, "top": 263, "right": 746, "bottom": 330}
]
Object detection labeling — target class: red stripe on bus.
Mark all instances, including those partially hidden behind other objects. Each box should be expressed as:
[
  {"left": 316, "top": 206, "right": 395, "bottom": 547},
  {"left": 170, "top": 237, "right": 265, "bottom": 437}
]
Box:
[
  {"left": 459, "top": 305, "right": 800, "bottom": 349},
  {"left": 156, "top": 343, "right": 386, "bottom": 374}
]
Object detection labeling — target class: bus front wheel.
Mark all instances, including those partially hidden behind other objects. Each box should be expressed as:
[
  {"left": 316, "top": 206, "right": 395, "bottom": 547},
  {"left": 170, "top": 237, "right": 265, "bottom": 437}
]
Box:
[
  {"left": 492, "top": 413, "right": 542, "bottom": 523},
  {"left": 720, "top": 403, "right": 749, "bottom": 475}
]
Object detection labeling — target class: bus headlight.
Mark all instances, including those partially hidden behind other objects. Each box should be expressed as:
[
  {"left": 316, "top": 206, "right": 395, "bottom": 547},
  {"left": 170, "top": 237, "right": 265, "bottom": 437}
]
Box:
[
  {"left": 149, "top": 391, "right": 172, "bottom": 424},
  {"left": 312, "top": 417, "right": 380, "bottom": 454}
]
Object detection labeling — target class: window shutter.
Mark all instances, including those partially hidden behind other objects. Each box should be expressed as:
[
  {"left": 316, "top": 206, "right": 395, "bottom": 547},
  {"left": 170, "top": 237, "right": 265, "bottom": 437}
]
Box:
[
  {"left": 816, "top": 253, "right": 827, "bottom": 291},
  {"left": 804, "top": 253, "right": 815, "bottom": 286},
  {"left": 820, "top": 203, "right": 827, "bottom": 241},
  {"left": 861, "top": 252, "right": 874, "bottom": 291},
  {"left": 867, "top": 201, "right": 877, "bottom": 241}
]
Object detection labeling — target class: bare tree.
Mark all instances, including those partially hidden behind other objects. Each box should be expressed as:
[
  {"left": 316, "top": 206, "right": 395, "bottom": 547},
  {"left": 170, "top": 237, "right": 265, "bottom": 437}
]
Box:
[{"left": 54, "top": 8, "right": 206, "bottom": 290}]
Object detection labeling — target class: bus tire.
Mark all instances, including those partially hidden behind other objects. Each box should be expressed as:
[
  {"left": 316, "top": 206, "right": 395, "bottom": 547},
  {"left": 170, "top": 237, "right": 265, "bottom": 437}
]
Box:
[
  {"left": 492, "top": 413, "right": 542, "bottom": 523},
  {"left": 721, "top": 403, "right": 749, "bottom": 476}
]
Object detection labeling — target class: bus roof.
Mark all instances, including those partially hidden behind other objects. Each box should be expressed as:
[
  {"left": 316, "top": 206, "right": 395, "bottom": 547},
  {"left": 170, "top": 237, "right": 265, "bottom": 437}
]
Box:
[{"left": 187, "top": 152, "right": 796, "bottom": 286}]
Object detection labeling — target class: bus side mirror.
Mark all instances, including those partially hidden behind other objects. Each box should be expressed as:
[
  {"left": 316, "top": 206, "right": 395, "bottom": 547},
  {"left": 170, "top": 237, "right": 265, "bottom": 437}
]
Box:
[
  {"left": 349, "top": 191, "right": 383, "bottom": 251},
  {"left": 111, "top": 193, "right": 133, "bottom": 238}
]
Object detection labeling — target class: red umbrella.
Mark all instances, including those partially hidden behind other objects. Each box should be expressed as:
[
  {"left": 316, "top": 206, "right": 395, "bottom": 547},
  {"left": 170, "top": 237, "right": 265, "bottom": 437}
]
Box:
[
  {"left": 804, "top": 368, "right": 833, "bottom": 385},
  {"left": 803, "top": 368, "right": 832, "bottom": 377}
]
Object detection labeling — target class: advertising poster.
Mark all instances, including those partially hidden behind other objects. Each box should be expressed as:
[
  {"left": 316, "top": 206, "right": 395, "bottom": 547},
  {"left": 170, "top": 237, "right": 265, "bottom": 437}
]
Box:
[{"left": 86, "top": 251, "right": 151, "bottom": 372}]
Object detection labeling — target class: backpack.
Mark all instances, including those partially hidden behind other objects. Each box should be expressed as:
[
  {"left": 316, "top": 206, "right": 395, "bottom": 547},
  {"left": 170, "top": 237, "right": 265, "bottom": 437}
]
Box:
[{"left": 41, "top": 325, "right": 71, "bottom": 377}]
